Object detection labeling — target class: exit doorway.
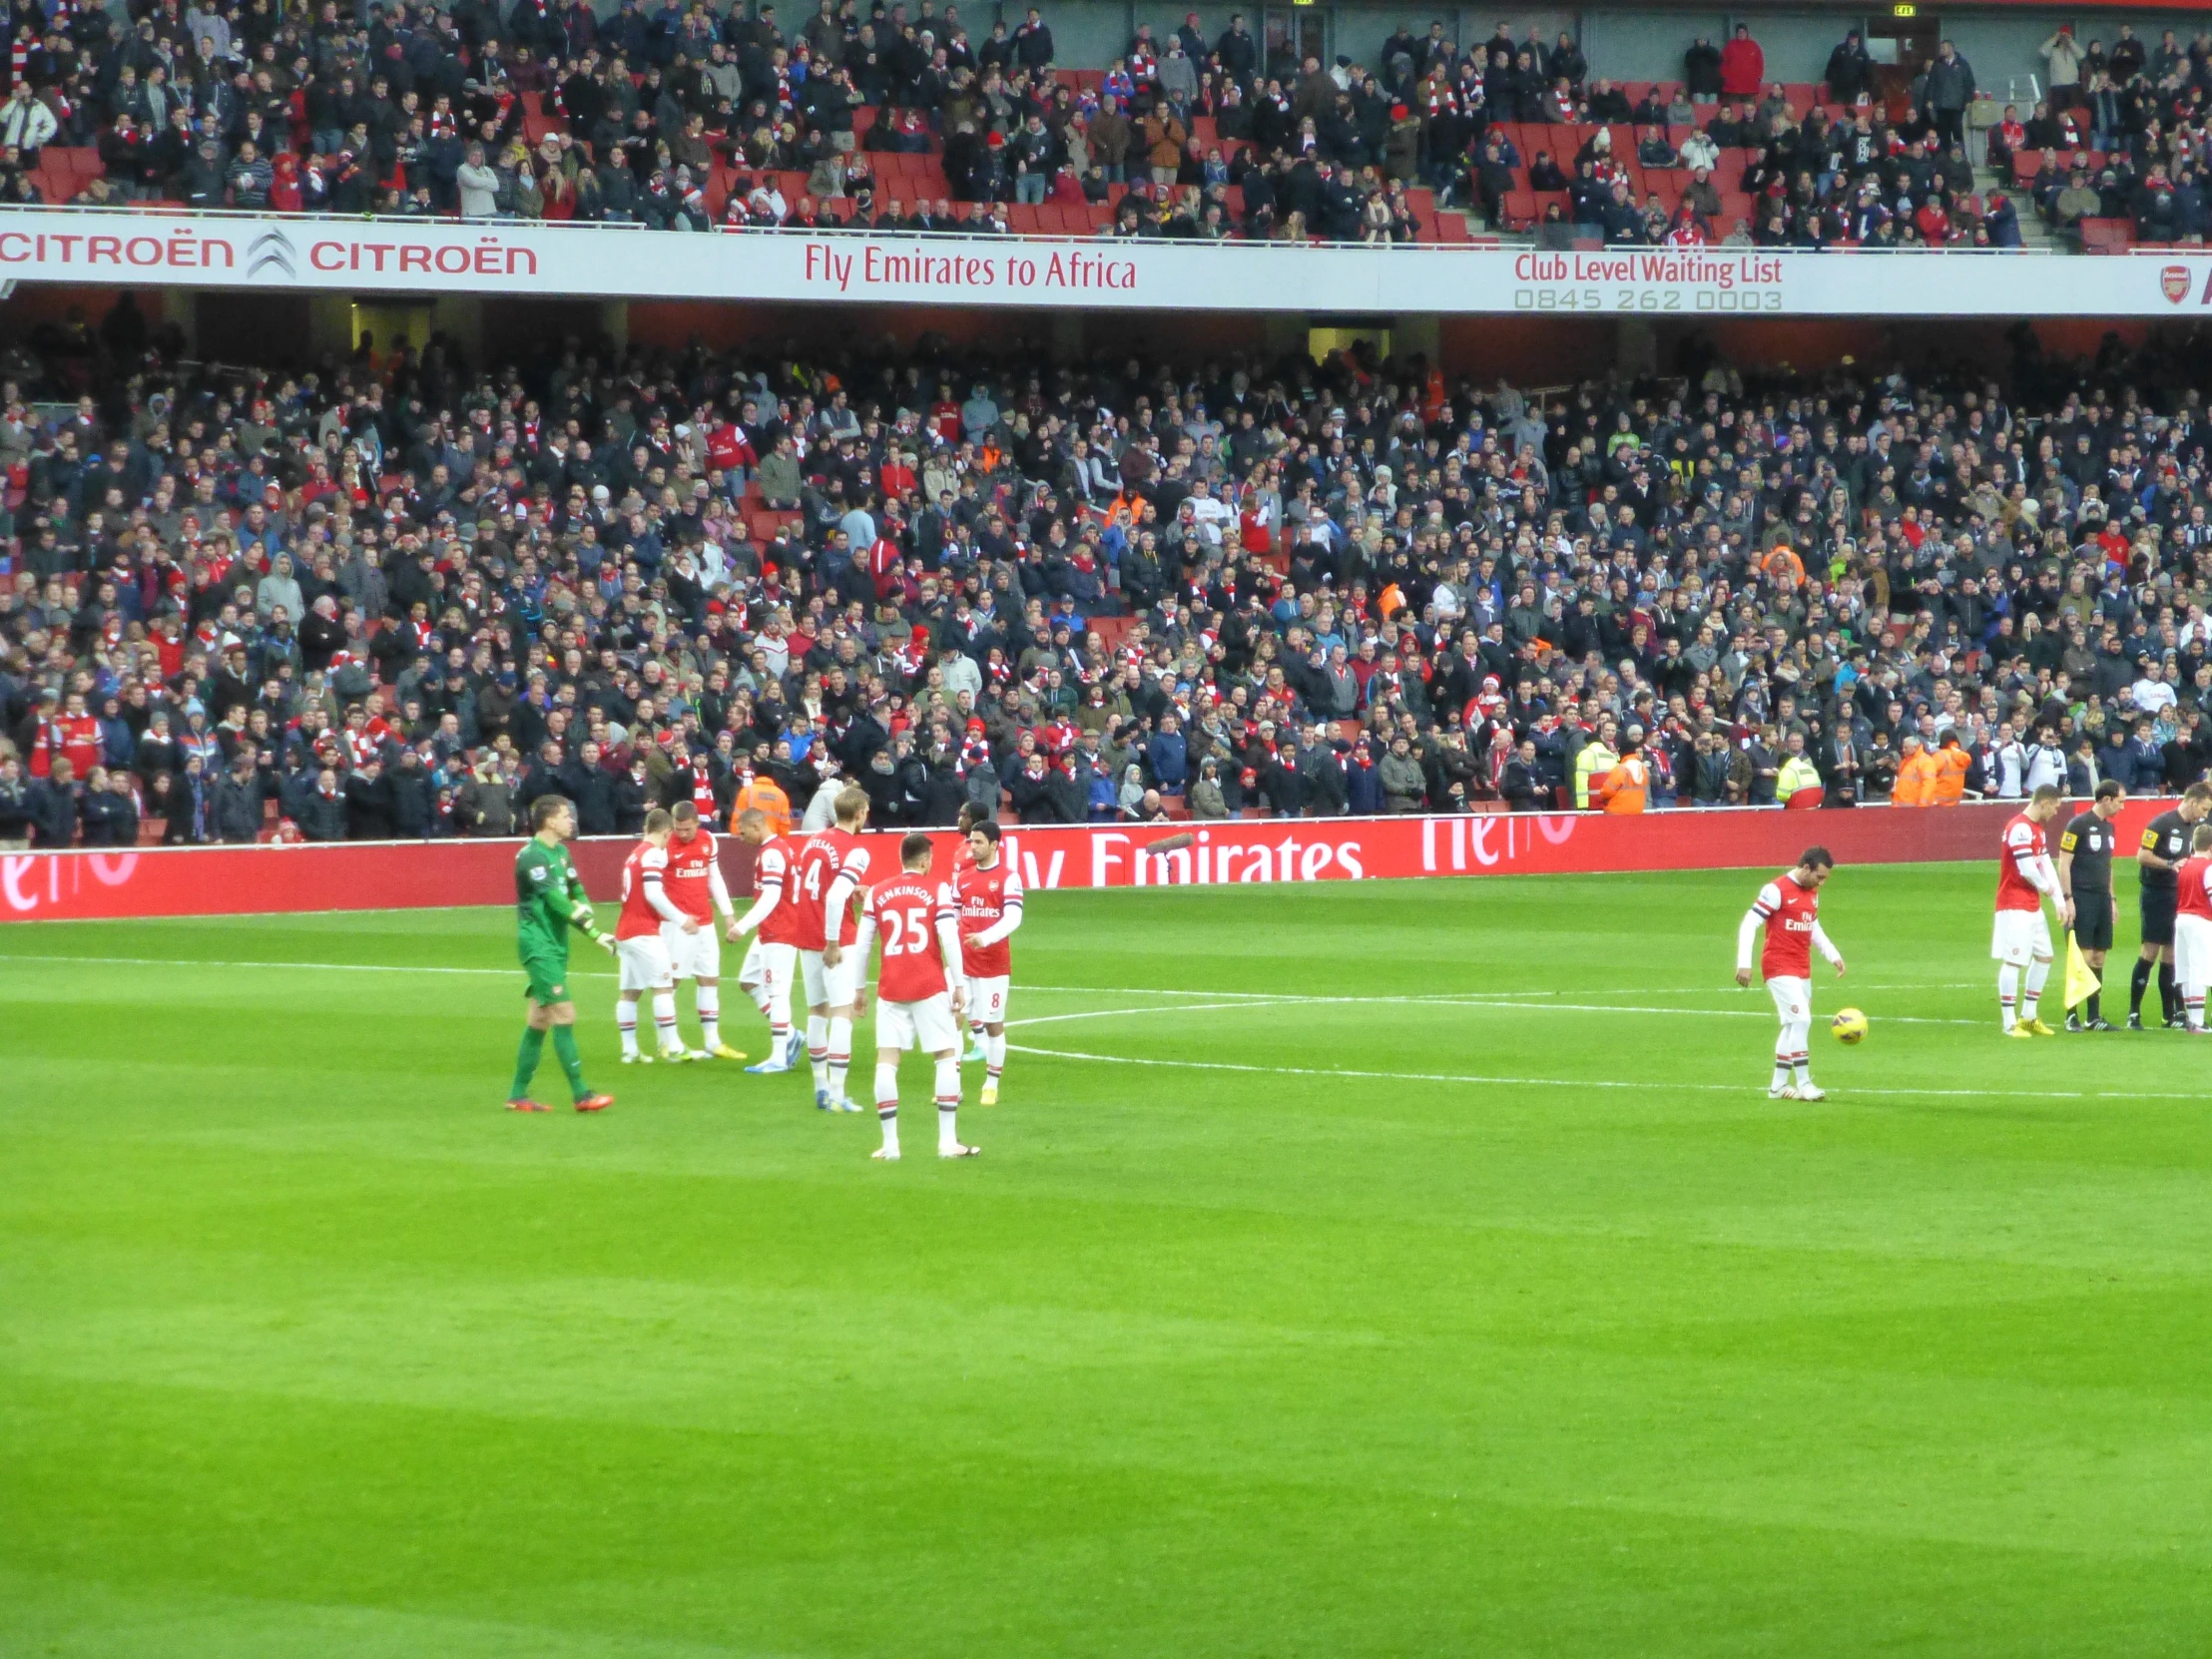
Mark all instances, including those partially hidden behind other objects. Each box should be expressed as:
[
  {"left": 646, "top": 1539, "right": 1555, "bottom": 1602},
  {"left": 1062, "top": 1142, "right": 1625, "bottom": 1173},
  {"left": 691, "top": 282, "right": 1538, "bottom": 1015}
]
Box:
[
  {"left": 1865, "top": 12, "right": 1941, "bottom": 114},
  {"left": 1264, "top": 6, "right": 1328, "bottom": 83}
]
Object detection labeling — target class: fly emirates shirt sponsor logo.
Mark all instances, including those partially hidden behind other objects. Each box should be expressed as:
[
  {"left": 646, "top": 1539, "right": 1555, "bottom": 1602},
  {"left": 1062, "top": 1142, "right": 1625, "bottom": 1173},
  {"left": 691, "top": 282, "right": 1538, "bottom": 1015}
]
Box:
[{"left": 1511, "top": 250, "right": 1786, "bottom": 312}]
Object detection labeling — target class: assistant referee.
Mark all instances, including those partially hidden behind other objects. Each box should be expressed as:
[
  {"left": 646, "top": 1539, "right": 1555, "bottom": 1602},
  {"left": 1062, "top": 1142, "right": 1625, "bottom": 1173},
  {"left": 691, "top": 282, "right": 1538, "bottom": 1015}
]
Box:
[
  {"left": 2133, "top": 781, "right": 2212, "bottom": 1029},
  {"left": 2057, "top": 780, "right": 2125, "bottom": 1030}
]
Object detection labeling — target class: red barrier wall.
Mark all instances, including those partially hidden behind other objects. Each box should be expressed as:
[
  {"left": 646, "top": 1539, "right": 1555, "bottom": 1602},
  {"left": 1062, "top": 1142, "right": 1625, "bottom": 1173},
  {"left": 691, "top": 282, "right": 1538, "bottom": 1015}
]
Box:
[{"left": 1, "top": 801, "right": 2173, "bottom": 924}]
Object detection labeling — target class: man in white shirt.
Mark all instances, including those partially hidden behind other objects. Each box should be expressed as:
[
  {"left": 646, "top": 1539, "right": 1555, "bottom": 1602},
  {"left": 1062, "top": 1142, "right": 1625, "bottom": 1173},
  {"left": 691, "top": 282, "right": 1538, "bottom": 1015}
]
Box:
[{"left": 2132, "top": 660, "right": 2178, "bottom": 717}]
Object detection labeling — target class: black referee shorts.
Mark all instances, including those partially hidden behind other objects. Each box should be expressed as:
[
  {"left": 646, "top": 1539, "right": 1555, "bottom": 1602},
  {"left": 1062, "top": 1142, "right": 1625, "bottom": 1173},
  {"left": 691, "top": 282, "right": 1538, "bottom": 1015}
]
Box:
[
  {"left": 2073, "top": 891, "right": 2114, "bottom": 952},
  {"left": 2141, "top": 887, "right": 2178, "bottom": 948}
]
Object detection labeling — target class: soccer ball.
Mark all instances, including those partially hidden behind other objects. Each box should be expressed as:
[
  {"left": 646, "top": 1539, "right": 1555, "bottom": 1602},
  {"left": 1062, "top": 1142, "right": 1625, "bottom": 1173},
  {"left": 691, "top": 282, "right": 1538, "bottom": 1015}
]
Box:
[{"left": 1831, "top": 1008, "right": 1869, "bottom": 1044}]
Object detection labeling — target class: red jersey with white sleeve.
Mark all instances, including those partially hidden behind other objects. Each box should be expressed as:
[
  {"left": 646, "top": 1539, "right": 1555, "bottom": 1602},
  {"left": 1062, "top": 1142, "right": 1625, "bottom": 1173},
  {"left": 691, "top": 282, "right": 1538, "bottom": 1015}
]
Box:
[
  {"left": 617, "top": 842, "right": 675, "bottom": 939},
  {"left": 2179, "top": 854, "right": 2212, "bottom": 920},
  {"left": 662, "top": 829, "right": 722, "bottom": 924},
  {"left": 954, "top": 855, "right": 1024, "bottom": 977},
  {"left": 1995, "top": 814, "right": 2053, "bottom": 912},
  {"left": 813, "top": 827, "right": 872, "bottom": 946},
  {"left": 753, "top": 839, "right": 805, "bottom": 945},
  {"left": 864, "top": 872, "right": 959, "bottom": 1002},
  {"left": 1744, "top": 870, "right": 1823, "bottom": 979}
]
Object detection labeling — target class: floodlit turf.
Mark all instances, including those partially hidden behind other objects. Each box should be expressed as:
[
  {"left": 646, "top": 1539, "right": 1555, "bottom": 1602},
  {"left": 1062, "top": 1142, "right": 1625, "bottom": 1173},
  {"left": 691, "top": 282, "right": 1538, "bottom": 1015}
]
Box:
[{"left": 4, "top": 859, "right": 2212, "bottom": 1657}]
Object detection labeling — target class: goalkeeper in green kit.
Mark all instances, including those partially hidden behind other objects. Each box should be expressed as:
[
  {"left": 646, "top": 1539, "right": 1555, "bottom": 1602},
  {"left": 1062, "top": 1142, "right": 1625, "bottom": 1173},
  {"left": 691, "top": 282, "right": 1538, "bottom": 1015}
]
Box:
[{"left": 508, "top": 795, "right": 618, "bottom": 1114}]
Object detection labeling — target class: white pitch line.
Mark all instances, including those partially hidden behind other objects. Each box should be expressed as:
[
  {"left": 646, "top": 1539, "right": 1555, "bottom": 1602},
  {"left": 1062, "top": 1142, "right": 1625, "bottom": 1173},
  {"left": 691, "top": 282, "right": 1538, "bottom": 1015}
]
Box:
[
  {"left": 1003, "top": 1041, "right": 2212, "bottom": 1104},
  {"left": 0, "top": 952, "right": 525, "bottom": 976}
]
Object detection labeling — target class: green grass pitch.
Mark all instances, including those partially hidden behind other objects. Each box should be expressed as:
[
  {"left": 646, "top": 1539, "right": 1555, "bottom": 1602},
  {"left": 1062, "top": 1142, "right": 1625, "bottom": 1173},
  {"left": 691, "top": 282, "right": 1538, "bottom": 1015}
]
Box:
[{"left": 4, "top": 861, "right": 2211, "bottom": 1657}]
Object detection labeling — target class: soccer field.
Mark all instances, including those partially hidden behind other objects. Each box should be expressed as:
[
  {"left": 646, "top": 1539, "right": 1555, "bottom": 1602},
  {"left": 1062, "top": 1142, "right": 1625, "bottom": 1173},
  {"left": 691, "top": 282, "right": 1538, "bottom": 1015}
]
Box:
[{"left": 4, "top": 861, "right": 2210, "bottom": 1657}]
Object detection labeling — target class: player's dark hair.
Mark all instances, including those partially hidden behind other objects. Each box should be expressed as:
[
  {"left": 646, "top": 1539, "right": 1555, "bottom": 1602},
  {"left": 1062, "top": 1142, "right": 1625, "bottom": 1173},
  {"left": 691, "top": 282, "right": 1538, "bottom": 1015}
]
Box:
[
  {"left": 671, "top": 801, "right": 699, "bottom": 823},
  {"left": 2030, "top": 784, "right": 2062, "bottom": 806},
  {"left": 900, "top": 830, "right": 933, "bottom": 867},
  {"left": 957, "top": 801, "right": 986, "bottom": 831},
  {"left": 530, "top": 794, "right": 572, "bottom": 830},
  {"left": 969, "top": 820, "right": 1001, "bottom": 844},
  {"left": 1797, "top": 846, "right": 1835, "bottom": 871},
  {"left": 2187, "top": 782, "right": 2212, "bottom": 808},
  {"left": 644, "top": 807, "right": 674, "bottom": 834},
  {"left": 2095, "top": 779, "right": 2125, "bottom": 803}
]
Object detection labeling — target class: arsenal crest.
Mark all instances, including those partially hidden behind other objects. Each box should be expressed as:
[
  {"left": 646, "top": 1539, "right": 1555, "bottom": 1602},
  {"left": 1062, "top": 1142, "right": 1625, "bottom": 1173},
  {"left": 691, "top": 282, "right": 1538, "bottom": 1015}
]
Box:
[{"left": 2162, "top": 264, "right": 2191, "bottom": 303}]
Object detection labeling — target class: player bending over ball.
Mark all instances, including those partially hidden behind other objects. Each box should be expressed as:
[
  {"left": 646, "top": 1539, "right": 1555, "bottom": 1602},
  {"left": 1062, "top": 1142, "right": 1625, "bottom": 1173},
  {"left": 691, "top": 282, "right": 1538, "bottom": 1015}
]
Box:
[
  {"left": 851, "top": 830, "right": 977, "bottom": 1161},
  {"left": 508, "top": 795, "right": 617, "bottom": 1114},
  {"left": 1736, "top": 846, "right": 1846, "bottom": 1101},
  {"left": 663, "top": 802, "right": 747, "bottom": 1060},
  {"left": 2175, "top": 823, "right": 2212, "bottom": 1034},
  {"left": 808, "top": 789, "right": 875, "bottom": 1113},
  {"left": 615, "top": 808, "right": 691, "bottom": 1064},
  {"left": 954, "top": 820, "right": 1023, "bottom": 1105},
  {"left": 1995, "top": 784, "right": 2069, "bottom": 1037}
]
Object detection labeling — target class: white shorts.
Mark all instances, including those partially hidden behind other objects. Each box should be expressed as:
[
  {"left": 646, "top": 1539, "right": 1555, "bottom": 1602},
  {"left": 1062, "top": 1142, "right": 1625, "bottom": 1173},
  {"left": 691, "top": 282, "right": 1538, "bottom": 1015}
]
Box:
[
  {"left": 1766, "top": 975, "right": 1810, "bottom": 1024},
  {"left": 801, "top": 947, "right": 863, "bottom": 1009},
  {"left": 1990, "top": 908, "right": 2052, "bottom": 966},
  {"left": 661, "top": 919, "right": 721, "bottom": 980},
  {"left": 747, "top": 940, "right": 798, "bottom": 1001},
  {"left": 876, "top": 991, "right": 960, "bottom": 1054},
  {"left": 2176, "top": 914, "right": 2212, "bottom": 993},
  {"left": 617, "top": 934, "right": 674, "bottom": 992},
  {"left": 965, "top": 975, "right": 1010, "bottom": 1025}
]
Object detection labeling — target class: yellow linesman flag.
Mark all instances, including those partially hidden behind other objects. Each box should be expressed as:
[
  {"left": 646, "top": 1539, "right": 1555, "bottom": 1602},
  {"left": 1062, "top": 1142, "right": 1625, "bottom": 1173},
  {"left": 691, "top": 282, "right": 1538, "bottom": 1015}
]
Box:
[{"left": 2063, "top": 933, "right": 2102, "bottom": 1012}]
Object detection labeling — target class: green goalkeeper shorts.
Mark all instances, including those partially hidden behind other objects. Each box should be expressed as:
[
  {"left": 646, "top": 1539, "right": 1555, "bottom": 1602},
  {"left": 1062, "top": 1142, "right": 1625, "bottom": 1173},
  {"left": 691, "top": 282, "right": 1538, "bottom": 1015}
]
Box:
[{"left": 521, "top": 948, "right": 572, "bottom": 1006}]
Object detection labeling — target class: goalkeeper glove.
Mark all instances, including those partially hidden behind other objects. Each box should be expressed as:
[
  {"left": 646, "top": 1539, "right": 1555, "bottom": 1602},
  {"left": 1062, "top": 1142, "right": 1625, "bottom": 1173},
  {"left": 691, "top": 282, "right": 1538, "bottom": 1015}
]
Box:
[{"left": 592, "top": 930, "right": 616, "bottom": 955}]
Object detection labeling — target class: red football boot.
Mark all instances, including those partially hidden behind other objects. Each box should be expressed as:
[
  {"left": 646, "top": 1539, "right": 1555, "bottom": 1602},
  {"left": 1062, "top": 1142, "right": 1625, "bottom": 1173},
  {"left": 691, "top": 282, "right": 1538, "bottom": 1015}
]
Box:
[{"left": 574, "top": 1093, "right": 615, "bottom": 1113}]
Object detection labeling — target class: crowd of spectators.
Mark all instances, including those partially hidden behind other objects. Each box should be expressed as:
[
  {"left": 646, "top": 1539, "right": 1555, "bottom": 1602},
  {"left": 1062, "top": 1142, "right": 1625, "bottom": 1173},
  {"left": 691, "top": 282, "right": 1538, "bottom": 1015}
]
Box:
[
  {"left": 0, "top": 0, "right": 2177, "bottom": 249},
  {"left": 3, "top": 301, "right": 2212, "bottom": 849}
]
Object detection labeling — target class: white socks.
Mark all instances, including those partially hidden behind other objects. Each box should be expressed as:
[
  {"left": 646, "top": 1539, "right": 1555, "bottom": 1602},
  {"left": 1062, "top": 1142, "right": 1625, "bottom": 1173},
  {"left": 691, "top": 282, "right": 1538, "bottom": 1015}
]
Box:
[
  {"left": 2022, "top": 956, "right": 2049, "bottom": 1021},
  {"left": 809, "top": 1014, "right": 830, "bottom": 1092},
  {"left": 742, "top": 977, "right": 771, "bottom": 1014},
  {"left": 875, "top": 1060, "right": 899, "bottom": 1155},
  {"left": 935, "top": 1055, "right": 961, "bottom": 1150},
  {"left": 984, "top": 1031, "right": 1006, "bottom": 1084},
  {"left": 696, "top": 984, "right": 720, "bottom": 1049},
  {"left": 652, "top": 988, "right": 679, "bottom": 1052},
  {"left": 1998, "top": 963, "right": 2021, "bottom": 1029},
  {"left": 618, "top": 1002, "right": 640, "bottom": 1057},
  {"left": 828, "top": 1016, "right": 852, "bottom": 1099}
]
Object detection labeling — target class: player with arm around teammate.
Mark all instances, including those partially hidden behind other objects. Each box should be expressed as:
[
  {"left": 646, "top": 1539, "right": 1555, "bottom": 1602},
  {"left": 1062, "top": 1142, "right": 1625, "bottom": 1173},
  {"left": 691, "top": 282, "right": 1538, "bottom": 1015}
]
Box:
[
  {"left": 732, "top": 809, "right": 807, "bottom": 1072},
  {"left": 2057, "top": 779, "right": 2124, "bottom": 1032},
  {"left": 615, "top": 808, "right": 692, "bottom": 1064},
  {"left": 851, "top": 831, "right": 977, "bottom": 1161},
  {"left": 1994, "top": 783, "right": 2070, "bottom": 1036},
  {"left": 663, "top": 801, "right": 747, "bottom": 1060},
  {"left": 810, "top": 788, "right": 875, "bottom": 1113},
  {"left": 1736, "top": 845, "right": 1846, "bottom": 1100}
]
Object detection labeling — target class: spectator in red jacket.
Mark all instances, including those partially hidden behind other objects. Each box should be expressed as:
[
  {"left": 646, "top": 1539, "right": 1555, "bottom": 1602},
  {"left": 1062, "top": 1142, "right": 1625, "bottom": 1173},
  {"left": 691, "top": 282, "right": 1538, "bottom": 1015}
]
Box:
[{"left": 1719, "top": 25, "right": 1765, "bottom": 101}]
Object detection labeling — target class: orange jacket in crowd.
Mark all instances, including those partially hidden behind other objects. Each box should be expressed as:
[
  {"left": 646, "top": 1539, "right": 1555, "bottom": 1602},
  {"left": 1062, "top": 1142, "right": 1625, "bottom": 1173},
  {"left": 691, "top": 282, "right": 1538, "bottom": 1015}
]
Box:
[
  {"left": 1593, "top": 756, "right": 1648, "bottom": 814},
  {"left": 1892, "top": 747, "right": 1940, "bottom": 806},
  {"left": 1929, "top": 743, "right": 1972, "bottom": 805},
  {"left": 731, "top": 773, "right": 793, "bottom": 836}
]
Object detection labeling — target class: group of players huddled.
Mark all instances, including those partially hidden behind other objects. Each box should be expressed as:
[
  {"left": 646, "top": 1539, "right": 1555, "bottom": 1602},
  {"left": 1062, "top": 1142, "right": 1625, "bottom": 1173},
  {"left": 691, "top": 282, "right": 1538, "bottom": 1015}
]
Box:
[
  {"left": 503, "top": 790, "right": 1027, "bottom": 1160},
  {"left": 1739, "top": 781, "right": 2212, "bottom": 1096}
]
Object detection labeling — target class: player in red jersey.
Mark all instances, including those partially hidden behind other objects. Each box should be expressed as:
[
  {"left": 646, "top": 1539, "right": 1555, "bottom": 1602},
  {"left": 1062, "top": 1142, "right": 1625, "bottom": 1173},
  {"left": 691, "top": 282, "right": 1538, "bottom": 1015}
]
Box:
[
  {"left": 807, "top": 789, "right": 874, "bottom": 1112},
  {"left": 615, "top": 809, "right": 691, "bottom": 1063},
  {"left": 952, "top": 800, "right": 992, "bottom": 1060},
  {"left": 1993, "top": 784, "right": 2069, "bottom": 1037},
  {"left": 851, "top": 831, "right": 975, "bottom": 1160},
  {"left": 953, "top": 820, "right": 1024, "bottom": 1105},
  {"left": 1735, "top": 846, "right": 1846, "bottom": 1100},
  {"left": 738, "top": 811, "right": 808, "bottom": 1074},
  {"left": 663, "top": 803, "right": 747, "bottom": 1061},
  {"left": 2174, "top": 824, "right": 2212, "bottom": 1033}
]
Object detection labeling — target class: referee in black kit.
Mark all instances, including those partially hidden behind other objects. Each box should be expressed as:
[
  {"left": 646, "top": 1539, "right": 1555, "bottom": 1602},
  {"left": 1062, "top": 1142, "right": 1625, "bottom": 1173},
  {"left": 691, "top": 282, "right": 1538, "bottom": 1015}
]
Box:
[
  {"left": 2132, "top": 781, "right": 2212, "bottom": 1029},
  {"left": 2058, "top": 780, "right": 2125, "bottom": 1031}
]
